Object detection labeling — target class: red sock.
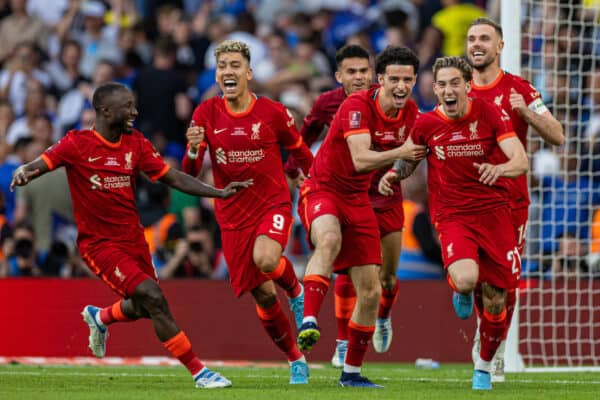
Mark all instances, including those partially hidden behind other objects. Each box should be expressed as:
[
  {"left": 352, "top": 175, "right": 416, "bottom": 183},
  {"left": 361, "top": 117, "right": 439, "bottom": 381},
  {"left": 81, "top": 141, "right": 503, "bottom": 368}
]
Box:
[
  {"left": 303, "top": 274, "right": 330, "bottom": 320},
  {"left": 378, "top": 280, "right": 399, "bottom": 319},
  {"left": 163, "top": 331, "right": 204, "bottom": 376},
  {"left": 256, "top": 300, "right": 302, "bottom": 361},
  {"left": 266, "top": 257, "right": 302, "bottom": 298},
  {"left": 334, "top": 274, "right": 356, "bottom": 340},
  {"left": 345, "top": 320, "right": 375, "bottom": 367},
  {"left": 99, "top": 300, "right": 134, "bottom": 326},
  {"left": 479, "top": 308, "right": 507, "bottom": 362},
  {"left": 502, "top": 289, "right": 517, "bottom": 340}
]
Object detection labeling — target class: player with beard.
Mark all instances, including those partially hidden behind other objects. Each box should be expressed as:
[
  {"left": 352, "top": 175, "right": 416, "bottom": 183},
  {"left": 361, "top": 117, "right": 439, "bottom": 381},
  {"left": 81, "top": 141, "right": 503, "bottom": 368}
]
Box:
[
  {"left": 466, "top": 17, "right": 564, "bottom": 382},
  {"left": 10, "top": 82, "right": 251, "bottom": 390},
  {"left": 181, "top": 40, "right": 313, "bottom": 385},
  {"left": 379, "top": 56, "right": 529, "bottom": 390}
]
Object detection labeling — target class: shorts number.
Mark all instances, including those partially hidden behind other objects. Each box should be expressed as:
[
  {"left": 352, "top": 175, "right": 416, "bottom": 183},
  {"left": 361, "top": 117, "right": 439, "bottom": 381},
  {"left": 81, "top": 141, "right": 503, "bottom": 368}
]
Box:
[
  {"left": 273, "top": 214, "right": 285, "bottom": 231},
  {"left": 517, "top": 222, "right": 528, "bottom": 246},
  {"left": 506, "top": 247, "right": 521, "bottom": 275}
]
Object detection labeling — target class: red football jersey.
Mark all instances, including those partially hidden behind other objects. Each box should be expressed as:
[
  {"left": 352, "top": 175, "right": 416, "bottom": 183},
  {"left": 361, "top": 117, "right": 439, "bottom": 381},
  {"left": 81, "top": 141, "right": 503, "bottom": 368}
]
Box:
[
  {"left": 309, "top": 87, "right": 417, "bottom": 201},
  {"left": 369, "top": 99, "right": 418, "bottom": 209},
  {"left": 187, "top": 94, "right": 313, "bottom": 230},
  {"left": 41, "top": 129, "right": 169, "bottom": 249},
  {"left": 470, "top": 70, "right": 546, "bottom": 209},
  {"left": 412, "top": 98, "right": 516, "bottom": 220}
]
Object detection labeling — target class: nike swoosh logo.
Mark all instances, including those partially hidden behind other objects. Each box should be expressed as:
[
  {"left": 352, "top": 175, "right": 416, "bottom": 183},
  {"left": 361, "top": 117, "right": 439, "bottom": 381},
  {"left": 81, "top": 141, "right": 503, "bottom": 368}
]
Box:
[
  {"left": 88, "top": 156, "right": 102, "bottom": 162},
  {"left": 214, "top": 128, "right": 227, "bottom": 134},
  {"left": 433, "top": 133, "right": 445, "bottom": 141},
  {"left": 268, "top": 229, "right": 284, "bottom": 235}
]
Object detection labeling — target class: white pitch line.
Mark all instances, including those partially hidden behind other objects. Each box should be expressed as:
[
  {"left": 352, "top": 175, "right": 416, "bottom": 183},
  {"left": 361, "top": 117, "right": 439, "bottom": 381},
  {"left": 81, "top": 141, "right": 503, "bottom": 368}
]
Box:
[{"left": 0, "top": 371, "right": 599, "bottom": 385}]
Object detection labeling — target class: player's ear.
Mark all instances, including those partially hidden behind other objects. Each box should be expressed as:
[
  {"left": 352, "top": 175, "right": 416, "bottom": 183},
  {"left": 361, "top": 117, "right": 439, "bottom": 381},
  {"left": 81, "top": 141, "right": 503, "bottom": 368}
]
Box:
[
  {"left": 498, "top": 39, "right": 504, "bottom": 53},
  {"left": 247, "top": 67, "right": 253, "bottom": 81},
  {"left": 377, "top": 73, "right": 384, "bottom": 86},
  {"left": 335, "top": 70, "right": 342, "bottom": 84},
  {"left": 465, "top": 81, "right": 471, "bottom": 93}
]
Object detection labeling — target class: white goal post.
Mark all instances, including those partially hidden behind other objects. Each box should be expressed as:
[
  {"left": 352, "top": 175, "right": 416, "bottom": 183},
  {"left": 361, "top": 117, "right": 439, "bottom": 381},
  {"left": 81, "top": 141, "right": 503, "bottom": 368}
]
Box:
[{"left": 501, "top": 0, "right": 600, "bottom": 372}]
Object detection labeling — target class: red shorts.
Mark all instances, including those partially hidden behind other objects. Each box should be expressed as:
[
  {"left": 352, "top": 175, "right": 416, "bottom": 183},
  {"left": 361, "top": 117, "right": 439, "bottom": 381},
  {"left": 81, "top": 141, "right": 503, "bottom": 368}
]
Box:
[
  {"left": 437, "top": 207, "right": 520, "bottom": 290},
  {"left": 81, "top": 240, "right": 157, "bottom": 298},
  {"left": 221, "top": 205, "right": 293, "bottom": 297},
  {"left": 299, "top": 187, "right": 381, "bottom": 273},
  {"left": 511, "top": 206, "right": 529, "bottom": 255},
  {"left": 375, "top": 202, "right": 405, "bottom": 238}
]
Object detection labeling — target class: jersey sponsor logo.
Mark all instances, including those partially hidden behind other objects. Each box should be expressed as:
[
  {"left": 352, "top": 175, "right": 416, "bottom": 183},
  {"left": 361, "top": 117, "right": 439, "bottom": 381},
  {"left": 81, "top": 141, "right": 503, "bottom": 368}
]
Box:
[
  {"left": 214, "top": 128, "right": 227, "bottom": 134},
  {"left": 349, "top": 111, "right": 362, "bottom": 128},
  {"left": 251, "top": 122, "right": 261, "bottom": 140},
  {"left": 216, "top": 148, "right": 227, "bottom": 164},
  {"left": 374, "top": 130, "right": 384, "bottom": 137},
  {"left": 124, "top": 152, "right": 133, "bottom": 170},
  {"left": 88, "top": 156, "right": 102, "bottom": 162},
  {"left": 89, "top": 174, "right": 132, "bottom": 190},
  {"left": 90, "top": 174, "right": 102, "bottom": 189},
  {"left": 216, "top": 147, "right": 265, "bottom": 164},
  {"left": 104, "top": 157, "right": 120, "bottom": 167},
  {"left": 434, "top": 145, "right": 445, "bottom": 160},
  {"left": 494, "top": 95, "right": 503, "bottom": 106}
]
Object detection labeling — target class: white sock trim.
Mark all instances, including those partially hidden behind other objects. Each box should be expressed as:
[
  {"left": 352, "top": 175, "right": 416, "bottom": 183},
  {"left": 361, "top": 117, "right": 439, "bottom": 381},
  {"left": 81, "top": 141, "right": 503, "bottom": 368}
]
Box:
[
  {"left": 95, "top": 311, "right": 106, "bottom": 329},
  {"left": 302, "top": 316, "right": 317, "bottom": 325},
  {"left": 343, "top": 364, "right": 361, "bottom": 374},
  {"left": 289, "top": 355, "right": 306, "bottom": 365},
  {"left": 475, "top": 359, "right": 492, "bottom": 373}
]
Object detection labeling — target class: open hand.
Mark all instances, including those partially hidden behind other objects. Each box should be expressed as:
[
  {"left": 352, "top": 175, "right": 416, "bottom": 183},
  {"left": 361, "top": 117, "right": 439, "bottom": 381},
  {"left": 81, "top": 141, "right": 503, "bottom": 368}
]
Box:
[
  {"left": 220, "top": 179, "right": 254, "bottom": 198},
  {"left": 473, "top": 162, "right": 503, "bottom": 186},
  {"left": 378, "top": 170, "right": 399, "bottom": 196}
]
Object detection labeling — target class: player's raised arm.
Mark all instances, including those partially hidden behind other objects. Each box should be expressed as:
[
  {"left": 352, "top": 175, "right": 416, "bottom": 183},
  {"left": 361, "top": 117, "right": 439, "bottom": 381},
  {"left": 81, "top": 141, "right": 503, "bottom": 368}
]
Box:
[
  {"left": 509, "top": 88, "right": 564, "bottom": 146},
  {"left": 160, "top": 168, "right": 252, "bottom": 198},
  {"left": 10, "top": 157, "right": 50, "bottom": 191}
]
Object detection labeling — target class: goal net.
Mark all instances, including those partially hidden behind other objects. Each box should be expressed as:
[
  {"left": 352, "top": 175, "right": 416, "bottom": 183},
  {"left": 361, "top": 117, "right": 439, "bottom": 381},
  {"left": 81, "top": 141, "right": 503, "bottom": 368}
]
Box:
[{"left": 502, "top": 0, "right": 600, "bottom": 371}]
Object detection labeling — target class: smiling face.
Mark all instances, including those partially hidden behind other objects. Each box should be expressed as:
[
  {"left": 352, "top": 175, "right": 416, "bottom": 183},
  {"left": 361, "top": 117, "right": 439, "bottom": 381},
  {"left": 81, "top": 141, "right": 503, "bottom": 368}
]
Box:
[
  {"left": 215, "top": 52, "right": 252, "bottom": 101},
  {"left": 466, "top": 23, "right": 503, "bottom": 71},
  {"left": 434, "top": 67, "right": 470, "bottom": 119},
  {"left": 105, "top": 88, "right": 138, "bottom": 134},
  {"left": 378, "top": 64, "right": 416, "bottom": 111},
  {"left": 336, "top": 57, "right": 372, "bottom": 95}
]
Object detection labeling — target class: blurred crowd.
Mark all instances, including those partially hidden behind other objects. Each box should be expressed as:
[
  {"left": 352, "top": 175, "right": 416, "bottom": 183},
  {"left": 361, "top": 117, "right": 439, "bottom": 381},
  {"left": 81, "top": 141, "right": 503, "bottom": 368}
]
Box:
[{"left": 0, "top": 0, "right": 598, "bottom": 280}]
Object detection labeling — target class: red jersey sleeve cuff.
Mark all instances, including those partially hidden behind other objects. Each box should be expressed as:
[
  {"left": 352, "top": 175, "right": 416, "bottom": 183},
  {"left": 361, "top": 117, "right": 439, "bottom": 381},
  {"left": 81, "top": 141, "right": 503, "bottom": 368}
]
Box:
[
  {"left": 149, "top": 164, "right": 170, "bottom": 181},
  {"left": 343, "top": 128, "right": 370, "bottom": 139},
  {"left": 40, "top": 154, "right": 54, "bottom": 170},
  {"left": 497, "top": 131, "right": 517, "bottom": 142}
]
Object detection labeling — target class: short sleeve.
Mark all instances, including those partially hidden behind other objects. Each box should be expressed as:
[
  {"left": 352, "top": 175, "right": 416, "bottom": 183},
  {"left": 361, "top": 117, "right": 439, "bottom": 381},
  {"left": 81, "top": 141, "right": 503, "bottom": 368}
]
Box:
[
  {"left": 338, "top": 96, "right": 370, "bottom": 139},
  {"left": 138, "top": 137, "right": 170, "bottom": 181},
  {"left": 42, "top": 131, "right": 78, "bottom": 170}
]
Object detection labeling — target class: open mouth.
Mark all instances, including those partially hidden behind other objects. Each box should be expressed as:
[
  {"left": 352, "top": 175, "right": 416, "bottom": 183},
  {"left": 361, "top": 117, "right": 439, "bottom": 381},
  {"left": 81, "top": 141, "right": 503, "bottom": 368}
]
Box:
[
  {"left": 223, "top": 79, "right": 237, "bottom": 92},
  {"left": 126, "top": 118, "right": 135, "bottom": 128},
  {"left": 444, "top": 98, "right": 457, "bottom": 111},
  {"left": 393, "top": 93, "right": 407, "bottom": 102}
]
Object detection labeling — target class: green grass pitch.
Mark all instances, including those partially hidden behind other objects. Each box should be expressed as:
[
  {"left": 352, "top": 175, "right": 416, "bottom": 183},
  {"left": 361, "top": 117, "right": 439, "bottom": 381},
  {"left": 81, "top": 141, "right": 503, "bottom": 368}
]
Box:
[{"left": 0, "top": 363, "right": 598, "bottom": 400}]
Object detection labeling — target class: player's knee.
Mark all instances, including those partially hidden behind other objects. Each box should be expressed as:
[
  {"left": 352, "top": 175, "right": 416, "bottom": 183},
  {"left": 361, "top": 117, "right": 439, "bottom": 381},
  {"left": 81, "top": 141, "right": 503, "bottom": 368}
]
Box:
[
  {"left": 255, "top": 292, "right": 278, "bottom": 309},
  {"left": 379, "top": 271, "right": 396, "bottom": 290},
  {"left": 254, "top": 253, "right": 279, "bottom": 272},
  {"left": 452, "top": 275, "right": 477, "bottom": 294},
  {"left": 136, "top": 285, "right": 168, "bottom": 315},
  {"left": 360, "top": 283, "right": 382, "bottom": 308},
  {"left": 482, "top": 284, "right": 506, "bottom": 315},
  {"left": 316, "top": 230, "right": 341, "bottom": 255}
]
